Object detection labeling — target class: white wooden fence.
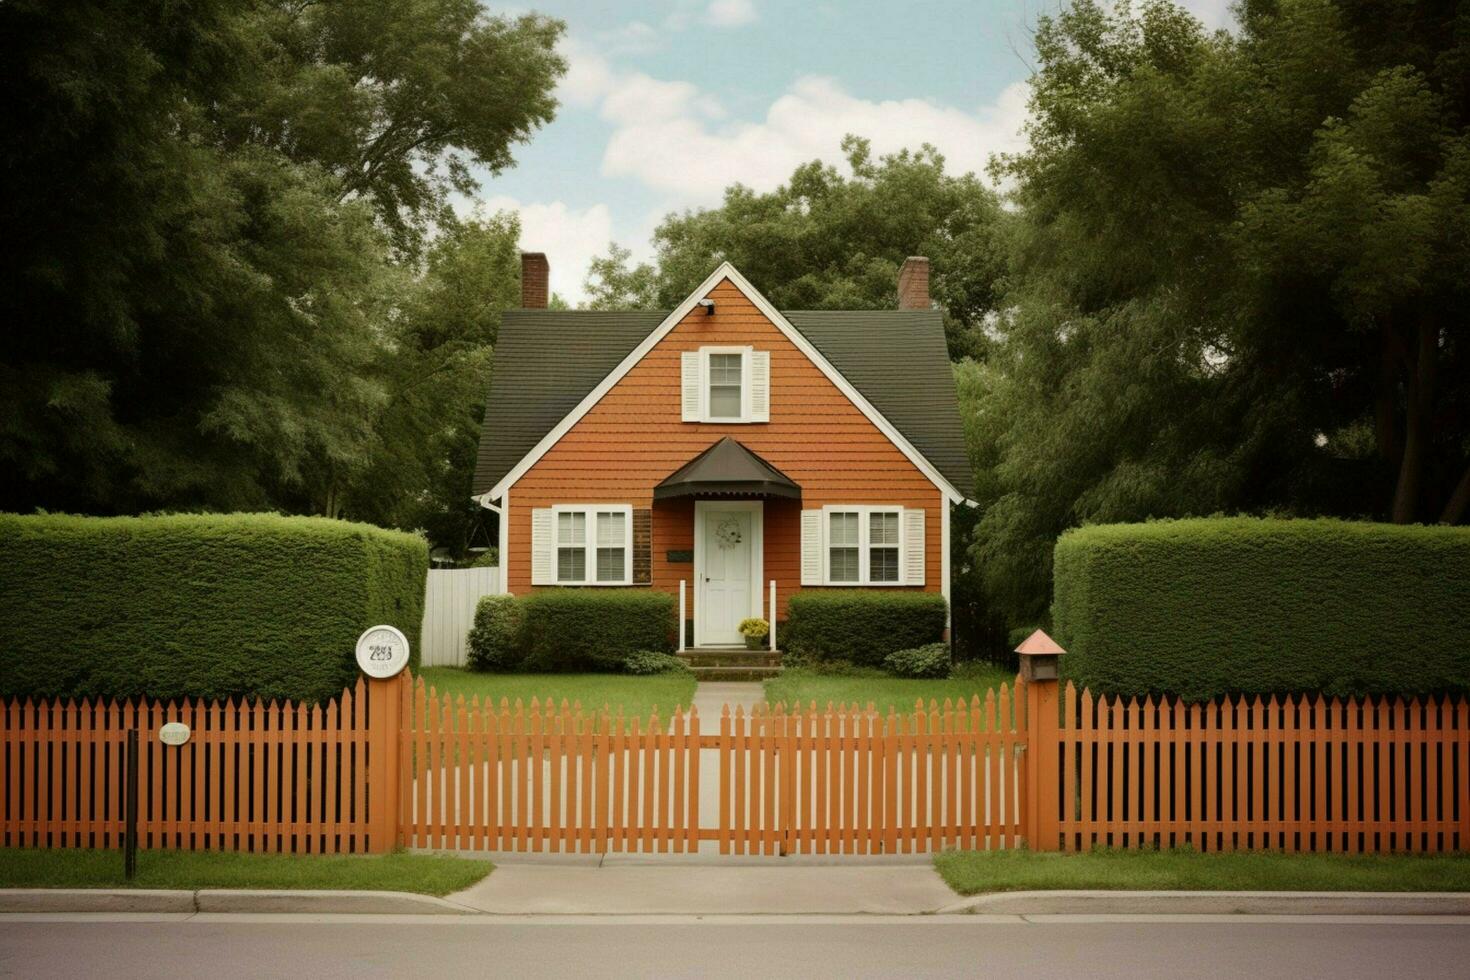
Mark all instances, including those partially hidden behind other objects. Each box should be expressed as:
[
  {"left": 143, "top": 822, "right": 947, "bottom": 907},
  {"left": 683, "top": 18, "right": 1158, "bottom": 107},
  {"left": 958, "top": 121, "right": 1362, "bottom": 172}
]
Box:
[{"left": 419, "top": 566, "right": 501, "bottom": 667}]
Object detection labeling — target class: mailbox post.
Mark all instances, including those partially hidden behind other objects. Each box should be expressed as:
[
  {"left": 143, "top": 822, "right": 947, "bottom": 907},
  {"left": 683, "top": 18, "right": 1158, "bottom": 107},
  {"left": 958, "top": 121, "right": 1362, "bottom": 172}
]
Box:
[{"left": 1017, "top": 629, "right": 1065, "bottom": 852}]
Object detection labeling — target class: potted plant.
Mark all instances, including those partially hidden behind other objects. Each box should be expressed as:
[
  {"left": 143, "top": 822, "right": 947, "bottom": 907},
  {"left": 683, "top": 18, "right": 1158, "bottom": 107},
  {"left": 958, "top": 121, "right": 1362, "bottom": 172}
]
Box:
[{"left": 738, "top": 617, "right": 770, "bottom": 650}]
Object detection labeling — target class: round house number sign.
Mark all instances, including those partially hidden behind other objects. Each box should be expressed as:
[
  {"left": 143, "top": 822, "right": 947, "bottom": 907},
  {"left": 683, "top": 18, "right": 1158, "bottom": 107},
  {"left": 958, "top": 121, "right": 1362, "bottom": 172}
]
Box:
[
  {"left": 158, "top": 721, "right": 190, "bottom": 746},
  {"left": 355, "top": 624, "right": 410, "bottom": 679}
]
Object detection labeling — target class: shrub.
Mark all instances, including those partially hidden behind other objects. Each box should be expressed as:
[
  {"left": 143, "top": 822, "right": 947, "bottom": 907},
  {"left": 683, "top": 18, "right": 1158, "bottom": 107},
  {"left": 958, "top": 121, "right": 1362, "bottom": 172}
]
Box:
[
  {"left": 466, "top": 595, "right": 523, "bottom": 671},
  {"left": 467, "top": 548, "right": 498, "bottom": 568},
  {"left": 623, "top": 650, "right": 691, "bottom": 675},
  {"left": 738, "top": 617, "right": 769, "bottom": 639},
  {"left": 520, "top": 589, "right": 676, "bottom": 671},
  {"left": 1052, "top": 518, "right": 1470, "bottom": 702},
  {"left": 884, "top": 643, "right": 952, "bottom": 678},
  {"left": 784, "top": 591, "right": 948, "bottom": 667},
  {"left": 0, "top": 512, "right": 427, "bottom": 704}
]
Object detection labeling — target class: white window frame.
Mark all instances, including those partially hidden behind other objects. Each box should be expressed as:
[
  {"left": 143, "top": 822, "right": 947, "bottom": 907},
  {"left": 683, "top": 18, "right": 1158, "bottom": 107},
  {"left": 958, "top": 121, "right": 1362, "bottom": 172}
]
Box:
[
  {"left": 821, "top": 504, "right": 904, "bottom": 586},
  {"left": 551, "top": 504, "right": 634, "bottom": 586},
  {"left": 700, "top": 346, "right": 751, "bottom": 422}
]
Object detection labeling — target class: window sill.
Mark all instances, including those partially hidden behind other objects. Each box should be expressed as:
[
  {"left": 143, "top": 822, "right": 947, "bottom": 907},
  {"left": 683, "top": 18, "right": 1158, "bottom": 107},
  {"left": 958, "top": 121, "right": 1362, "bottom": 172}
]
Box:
[
  {"left": 685, "top": 418, "right": 766, "bottom": 424},
  {"left": 551, "top": 582, "right": 640, "bottom": 588},
  {"left": 817, "top": 581, "right": 910, "bottom": 588}
]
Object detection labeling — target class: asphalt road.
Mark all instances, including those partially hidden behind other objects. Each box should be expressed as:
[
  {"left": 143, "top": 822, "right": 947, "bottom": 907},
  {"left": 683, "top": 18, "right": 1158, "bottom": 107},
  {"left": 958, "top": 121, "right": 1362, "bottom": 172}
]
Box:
[{"left": 2, "top": 914, "right": 1467, "bottom": 979}]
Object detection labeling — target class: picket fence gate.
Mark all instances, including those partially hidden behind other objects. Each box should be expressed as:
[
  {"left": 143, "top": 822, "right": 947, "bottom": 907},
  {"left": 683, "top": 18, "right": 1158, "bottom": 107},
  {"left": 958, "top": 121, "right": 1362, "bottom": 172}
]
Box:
[
  {"left": 397, "top": 675, "right": 1027, "bottom": 855},
  {"left": 5, "top": 665, "right": 1468, "bottom": 856}
]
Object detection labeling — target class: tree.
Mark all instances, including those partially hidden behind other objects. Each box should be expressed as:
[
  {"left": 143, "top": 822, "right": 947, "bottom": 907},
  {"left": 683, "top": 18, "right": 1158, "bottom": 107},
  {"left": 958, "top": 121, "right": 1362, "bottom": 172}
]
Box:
[
  {"left": 584, "top": 136, "right": 1009, "bottom": 359},
  {"left": 583, "top": 244, "right": 660, "bottom": 311},
  {"left": 0, "top": 0, "right": 564, "bottom": 525},
  {"left": 233, "top": 1, "right": 565, "bottom": 254},
  {"left": 973, "top": 0, "right": 1470, "bottom": 627},
  {"left": 333, "top": 214, "right": 522, "bottom": 553}
]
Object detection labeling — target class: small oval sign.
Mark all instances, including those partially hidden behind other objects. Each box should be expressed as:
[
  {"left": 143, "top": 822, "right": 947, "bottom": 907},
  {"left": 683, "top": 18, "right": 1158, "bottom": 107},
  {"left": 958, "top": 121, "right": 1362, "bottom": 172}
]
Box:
[
  {"left": 158, "top": 721, "right": 190, "bottom": 746},
  {"left": 355, "top": 624, "right": 411, "bottom": 679}
]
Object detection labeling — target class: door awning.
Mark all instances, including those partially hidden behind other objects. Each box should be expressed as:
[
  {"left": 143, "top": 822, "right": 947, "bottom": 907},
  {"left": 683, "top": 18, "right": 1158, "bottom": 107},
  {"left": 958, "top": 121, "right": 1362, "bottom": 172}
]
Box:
[{"left": 654, "top": 437, "right": 802, "bottom": 500}]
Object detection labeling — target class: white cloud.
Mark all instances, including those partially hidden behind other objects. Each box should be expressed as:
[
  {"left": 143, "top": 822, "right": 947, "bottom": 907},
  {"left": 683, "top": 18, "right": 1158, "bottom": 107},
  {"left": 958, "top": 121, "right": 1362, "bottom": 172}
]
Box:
[
  {"left": 478, "top": 196, "right": 614, "bottom": 304},
  {"left": 600, "top": 72, "right": 724, "bottom": 125},
  {"left": 600, "top": 74, "right": 1031, "bottom": 201},
  {"left": 556, "top": 38, "right": 616, "bottom": 107},
  {"left": 595, "top": 20, "right": 662, "bottom": 56},
  {"left": 541, "top": 26, "right": 1035, "bottom": 299},
  {"left": 706, "top": 0, "right": 758, "bottom": 28}
]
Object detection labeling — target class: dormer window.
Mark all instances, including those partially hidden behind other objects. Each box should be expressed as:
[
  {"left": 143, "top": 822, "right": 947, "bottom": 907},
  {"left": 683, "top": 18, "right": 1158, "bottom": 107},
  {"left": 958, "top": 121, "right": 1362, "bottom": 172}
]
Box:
[{"left": 681, "top": 346, "right": 770, "bottom": 423}]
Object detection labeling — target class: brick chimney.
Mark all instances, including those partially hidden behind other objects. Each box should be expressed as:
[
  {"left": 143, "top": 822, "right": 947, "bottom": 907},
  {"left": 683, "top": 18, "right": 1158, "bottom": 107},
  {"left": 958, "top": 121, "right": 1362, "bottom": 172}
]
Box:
[
  {"left": 520, "top": 252, "right": 549, "bottom": 309},
  {"left": 897, "top": 256, "right": 930, "bottom": 310}
]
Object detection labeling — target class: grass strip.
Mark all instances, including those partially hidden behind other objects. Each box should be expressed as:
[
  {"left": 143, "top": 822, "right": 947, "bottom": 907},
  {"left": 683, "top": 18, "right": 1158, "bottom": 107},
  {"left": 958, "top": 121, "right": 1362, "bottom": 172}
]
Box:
[
  {"left": 0, "top": 848, "right": 491, "bottom": 896},
  {"left": 935, "top": 847, "right": 1470, "bottom": 895}
]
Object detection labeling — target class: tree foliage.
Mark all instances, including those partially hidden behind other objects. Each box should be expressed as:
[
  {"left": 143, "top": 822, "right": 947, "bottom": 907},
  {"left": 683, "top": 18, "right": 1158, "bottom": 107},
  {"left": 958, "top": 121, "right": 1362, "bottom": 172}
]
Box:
[
  {"left": 584, "top": 137, "right": 1009, "bottom": 359},
  {"left": 0, "top": 0, "right": 563, "bottom": 546},
  {"left": 970, "top": 0, "right": 1470, "bottom": 627}
]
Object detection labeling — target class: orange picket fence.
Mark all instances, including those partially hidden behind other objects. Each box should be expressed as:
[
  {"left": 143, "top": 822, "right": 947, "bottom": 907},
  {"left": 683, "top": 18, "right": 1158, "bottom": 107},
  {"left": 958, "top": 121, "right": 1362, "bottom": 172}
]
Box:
[
  {"left": 1, "top": 679, "right": 397, "bottom": 853},
  {"left": 1050, "top": 686, "right": 1470, "bottom": 853},
  {"left": 7, "top": 667, "right": 1468, "bottom": 857},
  {"left": 398, "top": 676, "right": 1027, "bottom": 855}
]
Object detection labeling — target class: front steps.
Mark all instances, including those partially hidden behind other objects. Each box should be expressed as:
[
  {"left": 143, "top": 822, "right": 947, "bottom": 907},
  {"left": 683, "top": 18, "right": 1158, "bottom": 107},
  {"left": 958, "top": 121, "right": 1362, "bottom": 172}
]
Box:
[{"left": 679, "top": 647, "right": 782, "bottom": 681}]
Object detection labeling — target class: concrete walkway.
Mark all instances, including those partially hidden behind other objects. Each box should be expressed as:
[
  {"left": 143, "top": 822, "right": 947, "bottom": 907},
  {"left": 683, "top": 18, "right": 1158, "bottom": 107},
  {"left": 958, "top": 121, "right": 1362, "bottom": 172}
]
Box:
[
  {"left": 445, "top": 863, "right": 958, "bottom": 915},
  {"left": 689, "top": 681, "right": 764, "bottom": 732}
]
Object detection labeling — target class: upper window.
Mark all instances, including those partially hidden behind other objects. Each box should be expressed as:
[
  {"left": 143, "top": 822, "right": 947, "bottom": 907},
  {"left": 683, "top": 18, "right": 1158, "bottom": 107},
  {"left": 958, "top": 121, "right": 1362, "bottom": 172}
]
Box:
[
  {"left": 707, "top": 353, "right": 744, "bottom": 419},
  {"left": 683, "top": 346, "right": 768, "bottom": 424},
  {"left": 825, "top": 506, "right": 902, "bottom": 585},
  {"left": 554, "top": 505, "right": 632, "bottom": 585}
]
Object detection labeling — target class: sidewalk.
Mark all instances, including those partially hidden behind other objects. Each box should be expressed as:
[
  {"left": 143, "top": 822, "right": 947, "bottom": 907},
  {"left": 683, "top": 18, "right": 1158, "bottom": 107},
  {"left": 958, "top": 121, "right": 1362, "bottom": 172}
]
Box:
[
  {"left": 7, "top": 860, "right": 1469, "bottom": 917},
  {"left": 446, "top": 863, "right": 956, "bottom": 915}
]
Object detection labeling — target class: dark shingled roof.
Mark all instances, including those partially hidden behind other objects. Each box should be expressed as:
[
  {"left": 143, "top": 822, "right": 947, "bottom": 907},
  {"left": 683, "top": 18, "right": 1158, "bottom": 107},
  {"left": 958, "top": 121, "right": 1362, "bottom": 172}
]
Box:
[
  {"left": 654, "top": 437, "right": 802, "bottom": 500},
  {"left": 472, "top": 308, "right": 974, "bottom": 499}
]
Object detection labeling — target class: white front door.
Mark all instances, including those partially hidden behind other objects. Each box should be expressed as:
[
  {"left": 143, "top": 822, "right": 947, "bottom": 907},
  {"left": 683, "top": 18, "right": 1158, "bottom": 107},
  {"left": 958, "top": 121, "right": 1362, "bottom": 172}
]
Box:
[{"left": 697, "top": 504, "right": 759, "bottom": 646}]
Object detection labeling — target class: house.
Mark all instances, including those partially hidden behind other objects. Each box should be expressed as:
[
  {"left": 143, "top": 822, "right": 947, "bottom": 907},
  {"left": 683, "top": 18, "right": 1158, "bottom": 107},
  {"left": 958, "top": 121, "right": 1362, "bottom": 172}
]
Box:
[{"left": 470, "top": 253, "right": 975, "bottom": 648}]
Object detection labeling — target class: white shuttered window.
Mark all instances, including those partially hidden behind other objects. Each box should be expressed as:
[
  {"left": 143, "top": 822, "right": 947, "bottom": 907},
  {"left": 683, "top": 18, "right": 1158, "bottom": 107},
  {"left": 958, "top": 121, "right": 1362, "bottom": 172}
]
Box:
[
  {"left": 680, "top": 346, "right": 770, "bottom": 423},
  {"left": 531, "top": 505, "right": 634, "bottom": 586},
  {"left": 803, "top": 505, "right": 926, "bottom": 586}
]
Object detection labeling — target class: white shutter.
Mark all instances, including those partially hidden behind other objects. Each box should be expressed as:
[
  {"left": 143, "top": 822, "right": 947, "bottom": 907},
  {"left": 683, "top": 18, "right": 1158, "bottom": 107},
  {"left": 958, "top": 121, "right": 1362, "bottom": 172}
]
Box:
[
  {"left": 530, "top": 508, "right": 554, "bottom": 585},
  {"left": 681, "top": 351, "right": 702, "bottom": 421},
  {"left": 749, "top": 350, "right": 770, "bottom": 422},
  {"left": 800, "top": 510, "right": 823, "bottom": 585},
  {"left": 902, "top": 508, "right": 925, "bottom": 586}
]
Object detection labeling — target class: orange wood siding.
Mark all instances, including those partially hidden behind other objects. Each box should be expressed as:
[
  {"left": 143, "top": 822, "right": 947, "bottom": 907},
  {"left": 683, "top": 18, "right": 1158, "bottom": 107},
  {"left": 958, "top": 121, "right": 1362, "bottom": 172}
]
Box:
[{"left": 507, "top": 279, "right": 945, "bottom": 618}]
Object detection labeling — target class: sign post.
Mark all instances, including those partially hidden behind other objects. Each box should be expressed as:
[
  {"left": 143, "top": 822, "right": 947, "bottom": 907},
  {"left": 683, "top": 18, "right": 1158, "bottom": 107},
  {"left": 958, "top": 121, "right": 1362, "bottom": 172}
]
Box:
[
  {"left": 124, "top": 728, "right": 138, "bottom": 880},
  {"left": 356, "top": 625, "right": 410, "bottom": 852}
]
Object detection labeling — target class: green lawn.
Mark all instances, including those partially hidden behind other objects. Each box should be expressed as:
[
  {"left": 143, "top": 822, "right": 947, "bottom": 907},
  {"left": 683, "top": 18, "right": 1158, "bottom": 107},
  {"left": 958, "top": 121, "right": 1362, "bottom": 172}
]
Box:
[
  {"left": 0, "top": 848, "right": 491, "bottom": 895},
  {"left": 934, "top": 848, "right": 1470, "bottom": 895},
  {"left": 764, "top": 662, "right": 1016, "bottom": 713},
  {"left": 417, "top": 667, "right": 697, "bottom": 719}
]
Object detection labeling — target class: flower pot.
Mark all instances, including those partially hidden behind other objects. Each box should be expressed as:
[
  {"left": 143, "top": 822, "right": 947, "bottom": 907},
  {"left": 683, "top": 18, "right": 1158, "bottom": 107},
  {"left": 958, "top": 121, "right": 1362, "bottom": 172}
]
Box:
[{"left": 744, "top": 634, "right": 765, "bottom": 650}]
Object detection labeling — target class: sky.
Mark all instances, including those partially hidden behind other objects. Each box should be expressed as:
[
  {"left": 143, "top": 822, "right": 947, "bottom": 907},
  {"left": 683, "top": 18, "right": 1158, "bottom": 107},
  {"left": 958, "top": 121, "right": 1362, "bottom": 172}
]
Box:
[{"left": 464, "top": 0, "right": 1233, "bottom": 303}]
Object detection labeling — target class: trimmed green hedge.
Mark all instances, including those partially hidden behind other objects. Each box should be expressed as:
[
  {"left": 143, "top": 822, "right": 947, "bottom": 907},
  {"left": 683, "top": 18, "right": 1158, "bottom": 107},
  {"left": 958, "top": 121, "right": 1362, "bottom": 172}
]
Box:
[
  {"left": 1052, "top": 518, "right": 1470, "bottom": 702},
  {"left": 519, "top": 589, "right": 676, "bottom": 671},
  {"left": 467, "top": 595, "right": 522, "bottom": 671},
  {"left": 784, "top": 591, "right": 948, "bottom": 667},
  {"left": 0, "top": 513, "right": 427, "bottom": 704}
]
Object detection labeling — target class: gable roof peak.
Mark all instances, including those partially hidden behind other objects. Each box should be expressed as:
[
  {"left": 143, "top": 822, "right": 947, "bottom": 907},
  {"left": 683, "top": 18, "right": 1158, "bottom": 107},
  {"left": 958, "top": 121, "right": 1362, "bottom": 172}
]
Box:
[{"left": 474, "top": 260, "right": 972, "bottom": 503}]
